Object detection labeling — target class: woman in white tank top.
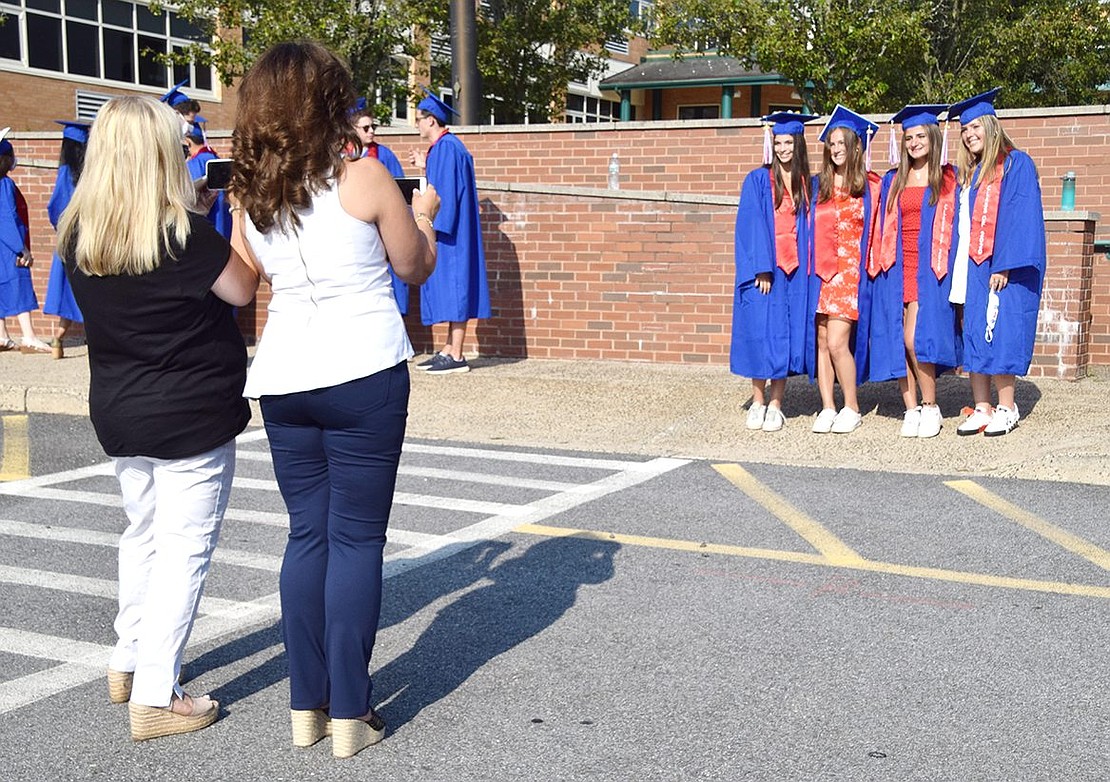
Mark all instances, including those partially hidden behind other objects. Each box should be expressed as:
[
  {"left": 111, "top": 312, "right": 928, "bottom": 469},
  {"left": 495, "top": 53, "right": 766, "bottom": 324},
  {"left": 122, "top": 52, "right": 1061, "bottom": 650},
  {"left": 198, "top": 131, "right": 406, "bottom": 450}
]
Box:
[{"left": 229, "top": 41, "right": 439, "bottom": 760}]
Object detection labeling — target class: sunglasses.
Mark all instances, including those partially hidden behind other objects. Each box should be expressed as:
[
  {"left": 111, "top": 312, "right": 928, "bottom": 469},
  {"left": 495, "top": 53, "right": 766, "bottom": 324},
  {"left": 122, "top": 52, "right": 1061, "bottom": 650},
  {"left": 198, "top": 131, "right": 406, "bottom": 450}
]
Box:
[{"left": 356, "top": 124, "right": 374, "bottom": 132}]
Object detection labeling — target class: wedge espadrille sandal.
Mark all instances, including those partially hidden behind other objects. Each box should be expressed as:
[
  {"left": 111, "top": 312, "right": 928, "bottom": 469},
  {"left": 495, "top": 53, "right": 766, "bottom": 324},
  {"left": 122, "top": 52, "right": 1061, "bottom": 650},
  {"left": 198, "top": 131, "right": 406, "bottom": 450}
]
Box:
[
  {"left": 128, "top": 695, "right": 218, "bottom": 741},
  {"left": 331, "top": 710, "right": 385, "bottom": 759},
  {"left": 107, "top": 669, "right": 133, "bottom": 704},
  {"left": 291, "top": 708, "right": 331, "bottom": 747}
]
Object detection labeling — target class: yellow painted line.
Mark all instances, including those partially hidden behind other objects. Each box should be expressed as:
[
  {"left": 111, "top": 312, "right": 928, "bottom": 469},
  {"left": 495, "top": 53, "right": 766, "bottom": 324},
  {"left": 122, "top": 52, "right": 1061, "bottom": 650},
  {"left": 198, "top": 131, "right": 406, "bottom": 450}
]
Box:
[
  {"left": 945, "top": 480, "right": 1110, "bottom": 572},
  {"left": 0, "top": 415, "right": 31, "bottom": 482},
  {"left": 515, "top": 523, "right": 1110, "bottom": 600},
  {"left": 712, "top": 463, "right": 864, "bottom": 565},
  {"left": 514, "top": 523, "right": 829, "bottom": 566}
]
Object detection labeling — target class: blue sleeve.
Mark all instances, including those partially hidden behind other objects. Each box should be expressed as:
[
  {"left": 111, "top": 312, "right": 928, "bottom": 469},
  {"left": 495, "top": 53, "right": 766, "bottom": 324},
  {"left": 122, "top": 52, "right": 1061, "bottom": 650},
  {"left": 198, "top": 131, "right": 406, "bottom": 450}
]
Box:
[
  {"left": 0, "top": 177, "right": 27, "bottom": 255},
  {"left": 47, "top": 167, "right": 76, "bottom": 228},
  {"left": 377, "top": 145, "right": 404, "bottom": 178},
  {"left": 734, "top": 168, "right": 775, "bottom": 285},
  {"left": 426, "top": 138, "right": 463, "bottom": 236},
  {"left": 993, "top": 150, "right": 1046, "bottom": 275}
]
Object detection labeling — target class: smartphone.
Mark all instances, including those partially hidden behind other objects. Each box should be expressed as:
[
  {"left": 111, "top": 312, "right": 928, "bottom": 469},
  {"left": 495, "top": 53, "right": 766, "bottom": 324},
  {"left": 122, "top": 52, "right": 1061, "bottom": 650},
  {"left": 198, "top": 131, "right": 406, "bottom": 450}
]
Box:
[
  {"left": 395, "top": 176, "right": 426, "bottom": 205},
  {"left": 205, "top": 158, "right": 234, "bottom": 190}
]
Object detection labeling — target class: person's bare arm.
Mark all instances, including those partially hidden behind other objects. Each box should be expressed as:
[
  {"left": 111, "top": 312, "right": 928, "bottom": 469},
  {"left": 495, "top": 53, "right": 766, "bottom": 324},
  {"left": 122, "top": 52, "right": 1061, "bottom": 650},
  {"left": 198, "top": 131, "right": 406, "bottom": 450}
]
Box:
[{"left": 339, "top": 158, "right": 438, "bottom": 285}]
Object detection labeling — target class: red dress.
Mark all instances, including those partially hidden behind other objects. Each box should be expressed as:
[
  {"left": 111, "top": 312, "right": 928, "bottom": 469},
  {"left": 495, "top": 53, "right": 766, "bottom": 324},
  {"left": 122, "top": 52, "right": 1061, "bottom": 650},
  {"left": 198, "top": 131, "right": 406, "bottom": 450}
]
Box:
[
  {"left": 899, "top": 186, "right": 926, "bottom": 303},
  {"left": 816, "top": 185, "right": 864, "bottom": 321}
]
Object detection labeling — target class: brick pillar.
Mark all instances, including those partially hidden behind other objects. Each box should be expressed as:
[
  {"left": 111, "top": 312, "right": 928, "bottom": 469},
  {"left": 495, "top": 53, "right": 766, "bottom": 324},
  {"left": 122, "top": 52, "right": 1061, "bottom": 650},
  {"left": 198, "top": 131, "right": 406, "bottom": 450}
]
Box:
[{"left": 1032, "top": 211, "right": 1099, "bottom": 380}]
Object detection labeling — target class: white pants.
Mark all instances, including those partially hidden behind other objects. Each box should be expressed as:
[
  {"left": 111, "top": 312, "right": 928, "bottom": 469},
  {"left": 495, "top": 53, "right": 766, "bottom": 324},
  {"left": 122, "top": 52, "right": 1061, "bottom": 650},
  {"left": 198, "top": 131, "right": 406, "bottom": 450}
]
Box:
[{"left": 108, "top": 440, "right": 236, "bottom": 707}]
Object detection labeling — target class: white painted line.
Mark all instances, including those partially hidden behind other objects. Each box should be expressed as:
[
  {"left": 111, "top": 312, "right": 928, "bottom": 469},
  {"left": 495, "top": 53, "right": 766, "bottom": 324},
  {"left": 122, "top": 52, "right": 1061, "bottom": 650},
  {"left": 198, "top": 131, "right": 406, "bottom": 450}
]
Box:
[
  {"left": 402, "top": 442, "right": 658, "bottom": 471},
  {"left": 235, "top": 467, "right": 586, "bottom": 495},
  {"left": 0, "top": 462, "right": 115, "bottom": 493},
  {"left": 0, "top": 565, "right": 243, "bottom": 615},
  {"left": 0, "top": 628, "right": 112, "bottom": 663}
]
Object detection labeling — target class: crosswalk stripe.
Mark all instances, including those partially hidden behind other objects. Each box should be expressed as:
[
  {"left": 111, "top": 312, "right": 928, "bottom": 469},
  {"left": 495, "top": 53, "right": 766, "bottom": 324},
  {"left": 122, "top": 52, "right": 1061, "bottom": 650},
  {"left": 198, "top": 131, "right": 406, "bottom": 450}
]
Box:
[
  {"left": 234, "top": 467, "right": 586, "bottom": 494},
  {"left": 0, "top": 628, "right": 111, "bottom": 663}
]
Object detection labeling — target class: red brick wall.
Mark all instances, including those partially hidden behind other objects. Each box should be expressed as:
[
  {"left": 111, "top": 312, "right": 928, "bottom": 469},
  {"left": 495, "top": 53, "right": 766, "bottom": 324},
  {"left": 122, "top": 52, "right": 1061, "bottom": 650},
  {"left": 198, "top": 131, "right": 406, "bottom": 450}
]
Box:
[
  {"left": 1034, "top": 217, "right": 1096, "bottom": 379},
  {"left": 8, "top": 105, "right": 1110, "bottom": 369}
]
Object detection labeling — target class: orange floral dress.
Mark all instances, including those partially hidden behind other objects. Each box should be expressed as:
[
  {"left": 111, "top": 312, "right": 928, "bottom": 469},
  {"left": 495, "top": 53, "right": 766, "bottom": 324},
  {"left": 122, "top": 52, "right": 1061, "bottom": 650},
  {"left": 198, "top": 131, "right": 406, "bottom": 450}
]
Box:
[{"left": 816, "top": 185, "right": 864, "bottom": 320}]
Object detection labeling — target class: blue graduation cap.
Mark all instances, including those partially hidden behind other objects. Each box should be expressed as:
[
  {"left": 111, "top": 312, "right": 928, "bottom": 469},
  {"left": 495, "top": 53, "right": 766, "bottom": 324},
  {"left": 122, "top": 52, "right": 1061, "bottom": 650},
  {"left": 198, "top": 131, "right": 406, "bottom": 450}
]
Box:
[
  {"left": 54, "top": 119, "right": 91, "bottom": 144},
  {"left": 194, "top": 114, "right": 208, "bottom": 125},
  {"left": 416, "top": 88, "right": 459, "bottom": 125},
  {"left": 184, "top": 121, "right": 205, "bottom": 143},
  {"left": 351, "top": 96, "right": 368, "bottom": 115},
  {"left": 890, "top": 104, "right": 947, "bottom": 130},
  {"left": 819, "top": 105, "right": 880, "bottom": 148},
  {"left": 947, "top": 87, "right": 1001, "bottom": 124},
  {"left": 761, "top": 111, "right": 820, "bottom": 136},
  {"left": 160, "top": 79, "right": 191, "bottom": 107}
]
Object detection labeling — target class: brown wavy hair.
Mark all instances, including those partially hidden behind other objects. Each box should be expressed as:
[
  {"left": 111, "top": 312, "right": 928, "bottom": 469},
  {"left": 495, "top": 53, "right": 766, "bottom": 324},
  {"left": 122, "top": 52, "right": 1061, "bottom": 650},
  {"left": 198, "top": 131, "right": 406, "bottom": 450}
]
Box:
[
  {"left": 770, "top": 132, "right": 811, "bottom": 215},
  {"left": 817, "top": 127, "right": 866, "bottom": 202},
  {"left": 886, "top": 123, "right": 945, "bottom": 213},
  {"left": 231, "top": 41, "right": 359, "bottom": 233}
]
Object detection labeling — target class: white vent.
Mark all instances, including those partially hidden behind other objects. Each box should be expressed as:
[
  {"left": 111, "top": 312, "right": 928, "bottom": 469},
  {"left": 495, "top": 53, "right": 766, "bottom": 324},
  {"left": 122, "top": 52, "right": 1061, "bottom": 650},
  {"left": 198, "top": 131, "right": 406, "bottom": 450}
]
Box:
[
  {"left": 605, "top": 39, "right": 629, "bottom": 56},
  {"left": 76, "top": 91, "right": 114, "bottom": 122}
]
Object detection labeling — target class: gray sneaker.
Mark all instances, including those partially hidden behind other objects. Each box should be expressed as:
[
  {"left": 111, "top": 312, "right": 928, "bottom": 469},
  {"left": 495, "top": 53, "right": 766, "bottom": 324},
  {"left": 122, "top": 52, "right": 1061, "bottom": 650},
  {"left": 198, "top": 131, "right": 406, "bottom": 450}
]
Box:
[
  {"left": 415, "top": 353, "right": 443, "bottom": 370},
  {"left": 426, "top": 354, "right": 470, "bottom": 374}
]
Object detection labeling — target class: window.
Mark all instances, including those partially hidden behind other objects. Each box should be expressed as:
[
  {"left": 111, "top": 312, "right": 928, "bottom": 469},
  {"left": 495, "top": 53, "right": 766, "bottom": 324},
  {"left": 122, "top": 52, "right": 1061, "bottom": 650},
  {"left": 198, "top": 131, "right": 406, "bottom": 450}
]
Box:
[
  {"left": 0, "top": 0, "right": 214, "bottom": 93},
  {"left": 678, "top": 105, "right": 720, "bottom": 120},
  {"left": 564, "top": 92, "right": 619, "bottom": 124}
]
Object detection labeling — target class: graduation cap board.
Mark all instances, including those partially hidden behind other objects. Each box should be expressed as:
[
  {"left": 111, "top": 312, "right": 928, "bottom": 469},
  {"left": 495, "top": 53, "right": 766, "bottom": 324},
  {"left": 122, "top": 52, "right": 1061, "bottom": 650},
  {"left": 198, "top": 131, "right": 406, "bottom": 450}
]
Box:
[
  {"left": 819, "top": 105, "right": 879, "bottom": 148},
  {"left": 160, "top": 79, "right": 191, "bottom": 107},
  {"left": 760, "top": 112, "right": 819, "bottom": 165},
  {"left": 416, "top": 88, "right": 460, "bottom": 125},
  {"left": 947, "top": 87, "right": 1002, "bottom": 124},
  {"left": 0, "top": 126, "right": 11, "bottom": 156},
  {"left": 55, "top": 120, "right": 91, "bottom": 144}
]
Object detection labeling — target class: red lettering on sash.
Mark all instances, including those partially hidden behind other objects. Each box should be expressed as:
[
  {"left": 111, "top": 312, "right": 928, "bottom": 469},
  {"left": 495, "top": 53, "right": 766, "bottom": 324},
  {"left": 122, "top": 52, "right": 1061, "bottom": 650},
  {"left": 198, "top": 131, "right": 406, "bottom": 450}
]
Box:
[{"left": 970, "top": 159, "right": 1005, "bottom": 264}]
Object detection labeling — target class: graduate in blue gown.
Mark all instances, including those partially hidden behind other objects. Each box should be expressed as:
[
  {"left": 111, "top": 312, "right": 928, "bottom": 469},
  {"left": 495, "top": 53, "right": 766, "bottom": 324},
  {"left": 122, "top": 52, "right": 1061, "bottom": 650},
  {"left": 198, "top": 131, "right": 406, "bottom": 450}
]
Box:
[
  {"left": 948, "top": 89, "right": 1046, "bottom": 437},
  {"left": 351, "top": 101, "right": 410, "bottom": 313},
  {"left": 0, "top": 130, "right": 52, "bottom": 353},
  {"left": 184, "top": 121, "right": 232, "bottom": 239},
  {"left": 407, "top": 91, "right": 490, "bottom": 374},
  {"left": 730, "top": 112, "right": 817, "bottom": 432},
  {"left": 805, "top": 106, "right": 881, "bottom": 434},
  {"left": 863, "top": 105, "right": 961, "bottom": 438},
  {"left": 43, "top": 120, "right": 89, "bottom": 358}
]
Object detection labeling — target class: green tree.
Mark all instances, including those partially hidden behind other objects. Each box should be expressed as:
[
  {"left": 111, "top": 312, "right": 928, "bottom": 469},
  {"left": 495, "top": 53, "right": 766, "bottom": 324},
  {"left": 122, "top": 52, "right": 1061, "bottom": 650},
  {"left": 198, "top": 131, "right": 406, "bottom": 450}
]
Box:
[
  {"left": 153, "top": 0, "right": 424, "bottom": 124},
  {"left": 644, "top": 0, "right": 1110, "bottom": 112},
  {"left": 411, "top": 0, "right": 635, "bottom": 123}
]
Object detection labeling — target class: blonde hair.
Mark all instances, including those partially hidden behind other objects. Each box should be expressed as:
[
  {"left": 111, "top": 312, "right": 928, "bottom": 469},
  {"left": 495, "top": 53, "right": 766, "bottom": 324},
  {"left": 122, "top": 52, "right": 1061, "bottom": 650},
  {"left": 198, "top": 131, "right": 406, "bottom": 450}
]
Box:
[
  {"left": 887, "top": 123, "right": 945, "bottom": 213},
  {"left": 956, "top": 113, "right": 1015, "bottom": 189},
  {"left": 57, "top": 96, "right": 196, "bottom": 276}
]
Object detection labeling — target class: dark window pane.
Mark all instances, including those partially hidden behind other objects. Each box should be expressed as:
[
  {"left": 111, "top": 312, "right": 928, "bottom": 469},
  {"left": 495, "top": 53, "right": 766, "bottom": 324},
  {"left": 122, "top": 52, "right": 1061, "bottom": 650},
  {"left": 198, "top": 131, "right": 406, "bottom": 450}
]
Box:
[
  {"left": 567, "top": 94, "right": 584, "bottom": 112},
  {"left": 66, "top": 20, "right": 99, "bottom": 76},
  {"left": 103, "top": 28, "right": 133, "bottom": 82},
  {"left": 169, "top": 13, "right": 204, "bottom": 41},
  {"left": 27, "top": 0, "right": 60, "bottom": 12},
  {"left": 102, "top": 0, "right": 132, "bottom": 27},
  {"left": 394, "top": 93, "right": 408, "bottom": 120},
  {"left": 0, "top": 14, "right": 20, "bottom": 61},
  {"left": 172, "top": 47, "right": 189, "bottom": 86},
  {"left": 27, "top": 14, "right": 62, "bottom": 71},
  {"left": 193, "top": 62, "right": 210, "bottom": 90},
  {"left": 136, "top": 5, "right": 163, "bottom": 34},
  {"left": 66, "top": 0, "right": 97, "bottom": 21},
  {"left": 137, "top": 34, "right": 164, "bottom": 86}
]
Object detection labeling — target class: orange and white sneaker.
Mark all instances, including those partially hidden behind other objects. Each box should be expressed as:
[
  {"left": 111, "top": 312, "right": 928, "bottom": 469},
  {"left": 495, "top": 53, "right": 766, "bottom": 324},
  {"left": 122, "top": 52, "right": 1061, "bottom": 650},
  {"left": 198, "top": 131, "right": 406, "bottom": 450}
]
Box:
[
  {"left": 957, "top": 405, "right": 993, "bottom": 436},
  {"left": 984, "top": 404, "right": 1020, "bottom": 437}
]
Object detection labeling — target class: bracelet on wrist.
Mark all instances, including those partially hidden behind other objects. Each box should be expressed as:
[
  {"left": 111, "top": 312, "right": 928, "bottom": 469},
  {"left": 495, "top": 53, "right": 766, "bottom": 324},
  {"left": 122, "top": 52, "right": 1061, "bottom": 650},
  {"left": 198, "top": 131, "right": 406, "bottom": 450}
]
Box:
[{"left": 415, "top": 213, "right": 434, "bottom": 229}]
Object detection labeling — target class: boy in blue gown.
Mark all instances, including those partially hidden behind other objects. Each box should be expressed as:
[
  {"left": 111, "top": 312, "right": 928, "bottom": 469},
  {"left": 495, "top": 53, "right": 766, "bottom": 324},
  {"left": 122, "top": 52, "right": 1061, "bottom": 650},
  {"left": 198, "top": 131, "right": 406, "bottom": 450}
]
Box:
[
  {"left": 407, "top": 91, "right": 491, "bottom": 374},
  {"left": 184, "top": 122, "right": 232, "bottom": 239}
]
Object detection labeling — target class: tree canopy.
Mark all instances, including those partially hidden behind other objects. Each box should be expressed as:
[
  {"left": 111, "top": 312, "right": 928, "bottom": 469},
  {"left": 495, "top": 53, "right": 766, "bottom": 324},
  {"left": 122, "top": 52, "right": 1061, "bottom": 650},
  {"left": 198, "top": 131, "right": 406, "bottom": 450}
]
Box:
[{"left": 642, "top": 0, "right": 1110, "bottom": 112}]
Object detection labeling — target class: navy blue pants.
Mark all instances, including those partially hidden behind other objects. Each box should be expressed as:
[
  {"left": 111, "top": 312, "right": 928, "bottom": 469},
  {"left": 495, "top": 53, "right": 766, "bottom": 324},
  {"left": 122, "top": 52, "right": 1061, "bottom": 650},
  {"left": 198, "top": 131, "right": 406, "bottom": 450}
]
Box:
[{"left": 261, "top": 362, "right": 409, "bottom": 718}]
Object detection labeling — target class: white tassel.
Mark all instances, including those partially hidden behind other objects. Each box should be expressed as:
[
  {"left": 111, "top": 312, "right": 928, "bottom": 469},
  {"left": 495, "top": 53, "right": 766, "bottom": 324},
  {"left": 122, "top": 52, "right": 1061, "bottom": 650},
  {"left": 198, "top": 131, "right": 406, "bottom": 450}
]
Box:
[
  {"left": 762, "top": 123, "right": 773, "bottom": 166},
  {"left": 941, "top": 121, "right": 950, "bottom": 166},
  {"left": 865, "top": 128, "right": 873, "bottom": 171},
  {"left": 888, "top": 124, "right": 899, "bottom": 168}
]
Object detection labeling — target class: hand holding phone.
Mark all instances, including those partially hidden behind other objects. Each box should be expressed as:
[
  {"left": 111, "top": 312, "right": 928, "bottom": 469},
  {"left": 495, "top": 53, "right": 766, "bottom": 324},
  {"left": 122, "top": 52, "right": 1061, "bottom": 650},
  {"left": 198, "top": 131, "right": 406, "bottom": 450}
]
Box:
[
  {"left": 395, "top": 176, "right": 427, "bottom": 205},
  {"left": 205, "top": 158, "right": 234, "bottom": 190}
]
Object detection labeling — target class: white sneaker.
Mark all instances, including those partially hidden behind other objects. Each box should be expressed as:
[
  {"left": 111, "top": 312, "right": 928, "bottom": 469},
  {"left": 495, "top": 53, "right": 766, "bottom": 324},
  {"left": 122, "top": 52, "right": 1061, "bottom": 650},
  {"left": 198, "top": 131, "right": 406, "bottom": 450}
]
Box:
[
  {"left": 830, "top": 407, "right": 862, "bottom": 433},
  {"left": 917, "top": 405, "right": 943, "bottom": 438},
  {"left": 746, "top": 403, "right": 767, "bottom": 430},
  {"left": 900, "top": 407, "right": 922, "bottom": 438},
  {"left": 761, "top": 407, "right": 785, "bottom": 432},
  {"left": 984, "top": 404, "right": 1020, "bottom": 437},
  {"left": 812, "top": 408, "right": 837, "bottom": 433},
  {"left": 957, "top": 406, "right": 993, "bottom": 436}
]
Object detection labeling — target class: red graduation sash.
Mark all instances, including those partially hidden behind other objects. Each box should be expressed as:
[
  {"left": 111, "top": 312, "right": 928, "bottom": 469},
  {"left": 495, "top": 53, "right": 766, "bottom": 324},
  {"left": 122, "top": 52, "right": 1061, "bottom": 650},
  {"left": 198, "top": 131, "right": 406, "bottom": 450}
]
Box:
[
  {"left": 930, "top": 166, "right": 957, "bottom": 279},
  {"left": 771, "top": 180, "right": 798, "bottom": 274},
  {"left": 970, "top": 159, "right": 1005, "bottom": 265},
  {"left": 813, "top": 196, "right": 839, "bottom": 282},
  {"left": 870, "top": 187, "right": 898, "bottom": 278}
]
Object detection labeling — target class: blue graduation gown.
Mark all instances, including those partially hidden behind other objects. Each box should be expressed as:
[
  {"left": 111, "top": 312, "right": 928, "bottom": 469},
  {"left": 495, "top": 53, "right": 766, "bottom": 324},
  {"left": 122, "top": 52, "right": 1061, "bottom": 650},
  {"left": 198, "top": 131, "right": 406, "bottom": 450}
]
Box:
[
  {"left": 420, "top": 133, "right": 491, "bottom": 325},
  {"left": 0, "top": 176, "right": 38, "bottom": 317},
  {"left": 367, "top": 143, "right": 410, "bottom": 314},
  {"left": 187, "top": 150, "right": 233, "bottom": 240},
  {"left": 960, "top": 150, "right": 1045, "bottom": 375},
  {"left": 729, "top": 166, "right": 810, "bottom": 379},
  {"left": 805, "top": 174, "right": 876, "bottom": 384},
  {"left": 861, "top": 168, "right": 960, "bottom": 382},
  {"left": 43, "top": 164, "right": 84, "bottom": 322}
]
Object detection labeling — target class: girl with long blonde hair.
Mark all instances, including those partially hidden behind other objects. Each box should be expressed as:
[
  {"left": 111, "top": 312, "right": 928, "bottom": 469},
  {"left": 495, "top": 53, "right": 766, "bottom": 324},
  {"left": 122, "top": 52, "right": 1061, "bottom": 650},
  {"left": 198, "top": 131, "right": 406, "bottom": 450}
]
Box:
[{"left": 58, "top": 95, "right": 258, "bottom": 741}]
